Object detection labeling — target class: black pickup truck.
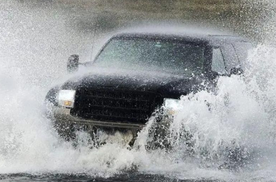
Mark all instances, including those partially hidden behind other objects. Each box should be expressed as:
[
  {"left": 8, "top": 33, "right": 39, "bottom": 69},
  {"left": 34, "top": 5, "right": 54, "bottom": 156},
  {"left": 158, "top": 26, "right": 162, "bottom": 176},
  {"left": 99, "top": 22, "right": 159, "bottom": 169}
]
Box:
[{"left": 45, "top": 32, "right": 251, "bottom": 144}]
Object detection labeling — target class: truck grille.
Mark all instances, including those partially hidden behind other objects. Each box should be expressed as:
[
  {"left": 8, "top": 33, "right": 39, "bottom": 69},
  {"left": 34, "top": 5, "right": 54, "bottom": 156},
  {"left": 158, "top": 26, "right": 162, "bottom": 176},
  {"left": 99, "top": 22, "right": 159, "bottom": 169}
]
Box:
[{"left": 71, "top": 88, "right": 159, "bottom": 124}]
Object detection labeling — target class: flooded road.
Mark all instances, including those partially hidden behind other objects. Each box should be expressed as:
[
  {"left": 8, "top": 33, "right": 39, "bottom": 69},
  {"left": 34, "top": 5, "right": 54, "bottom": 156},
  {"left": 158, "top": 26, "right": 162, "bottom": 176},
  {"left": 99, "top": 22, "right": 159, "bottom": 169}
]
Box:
[
  {"left": 1, "top": 0, "right": 276, "bottom": 181},
  {"left": 1, "top": 173, "right": 209, "bottom": 182}
]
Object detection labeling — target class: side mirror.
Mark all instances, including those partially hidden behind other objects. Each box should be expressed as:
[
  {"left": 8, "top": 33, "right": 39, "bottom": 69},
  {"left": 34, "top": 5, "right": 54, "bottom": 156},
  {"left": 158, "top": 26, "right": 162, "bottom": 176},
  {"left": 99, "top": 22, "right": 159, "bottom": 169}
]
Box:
[
  {"left": 230, "top": 67, "right": 244, "bottom": 75},
  {"left": 67, "top": 54, "right": 79, "bottom": 73}
]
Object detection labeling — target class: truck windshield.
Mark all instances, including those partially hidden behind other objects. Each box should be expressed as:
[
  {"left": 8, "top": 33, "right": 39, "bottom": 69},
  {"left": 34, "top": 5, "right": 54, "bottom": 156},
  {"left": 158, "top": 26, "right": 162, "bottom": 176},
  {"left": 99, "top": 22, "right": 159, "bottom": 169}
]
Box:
[{"left": 93, "top": 38, "right": 206, "bottom": 75}]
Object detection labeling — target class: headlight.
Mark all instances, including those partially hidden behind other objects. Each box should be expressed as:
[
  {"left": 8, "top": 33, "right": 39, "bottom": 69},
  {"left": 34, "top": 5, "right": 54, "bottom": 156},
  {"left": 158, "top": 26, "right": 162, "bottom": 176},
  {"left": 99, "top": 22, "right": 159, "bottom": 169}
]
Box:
[
  {"left": 57, "top": 90, "right": 76, "bottom": 108},
  {"left": 163, "top": 98, "right": 180, "bottom": 115}
]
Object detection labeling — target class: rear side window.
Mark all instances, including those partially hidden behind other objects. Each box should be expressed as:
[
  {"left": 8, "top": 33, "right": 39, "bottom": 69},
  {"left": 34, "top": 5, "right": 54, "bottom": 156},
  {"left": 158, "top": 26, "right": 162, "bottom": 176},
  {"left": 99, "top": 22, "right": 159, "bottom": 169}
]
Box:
[{"left": 211, "top": 48, "right": 227, "bottom": 74}]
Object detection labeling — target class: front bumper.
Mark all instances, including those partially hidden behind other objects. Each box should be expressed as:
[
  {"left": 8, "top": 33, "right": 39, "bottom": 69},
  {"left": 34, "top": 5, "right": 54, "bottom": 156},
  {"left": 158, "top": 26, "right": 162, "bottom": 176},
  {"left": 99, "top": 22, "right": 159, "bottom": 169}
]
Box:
[
  {"left": 53, "top": 107, "right": 145, "bottom": 131},
  {"left": 50, "top": 106, "right": 172, "bottom": 147}
]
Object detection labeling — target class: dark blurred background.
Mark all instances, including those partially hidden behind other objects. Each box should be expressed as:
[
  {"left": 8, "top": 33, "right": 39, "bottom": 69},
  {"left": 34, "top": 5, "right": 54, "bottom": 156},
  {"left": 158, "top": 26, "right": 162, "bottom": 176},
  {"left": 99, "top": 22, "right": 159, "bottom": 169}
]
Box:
[{"left": 16, "top": 0, "right": 273, "bottom": 40}]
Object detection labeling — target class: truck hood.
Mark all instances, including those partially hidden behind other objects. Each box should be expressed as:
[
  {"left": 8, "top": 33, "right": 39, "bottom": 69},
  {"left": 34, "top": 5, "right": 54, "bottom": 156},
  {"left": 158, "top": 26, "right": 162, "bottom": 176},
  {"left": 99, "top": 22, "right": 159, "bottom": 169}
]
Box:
[{"left": 61, "top": 68, "right": 207, "bottom": 98}]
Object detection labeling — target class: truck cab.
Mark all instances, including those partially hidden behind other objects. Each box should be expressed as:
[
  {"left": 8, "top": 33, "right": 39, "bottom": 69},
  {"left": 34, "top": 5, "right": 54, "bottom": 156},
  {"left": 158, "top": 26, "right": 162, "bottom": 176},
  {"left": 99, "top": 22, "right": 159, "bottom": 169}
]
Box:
[{"left": 45, "top": 32, "right": 251, "bottom": 142}]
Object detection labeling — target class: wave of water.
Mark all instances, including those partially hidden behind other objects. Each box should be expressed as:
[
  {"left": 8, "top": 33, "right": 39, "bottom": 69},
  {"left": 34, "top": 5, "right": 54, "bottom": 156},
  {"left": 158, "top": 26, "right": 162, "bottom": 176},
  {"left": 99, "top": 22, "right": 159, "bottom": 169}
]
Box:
[{"left": 133, "top": 45, "right": 276, "bottom": 180}]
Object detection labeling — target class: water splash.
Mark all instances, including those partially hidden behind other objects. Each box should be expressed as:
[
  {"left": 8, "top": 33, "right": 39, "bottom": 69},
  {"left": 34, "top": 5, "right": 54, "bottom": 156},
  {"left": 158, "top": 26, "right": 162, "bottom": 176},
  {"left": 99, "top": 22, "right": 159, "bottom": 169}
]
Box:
[{"left": 135, "top": 44, "right": 276, "bottom": 180}]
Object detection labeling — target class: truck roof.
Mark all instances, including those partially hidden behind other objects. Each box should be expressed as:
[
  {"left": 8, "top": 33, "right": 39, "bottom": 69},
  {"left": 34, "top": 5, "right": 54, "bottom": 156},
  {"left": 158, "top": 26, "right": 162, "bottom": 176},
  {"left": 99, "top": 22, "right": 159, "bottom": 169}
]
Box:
[{"left": 112, "top": 32, "right": 249, "bottom": 45}]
